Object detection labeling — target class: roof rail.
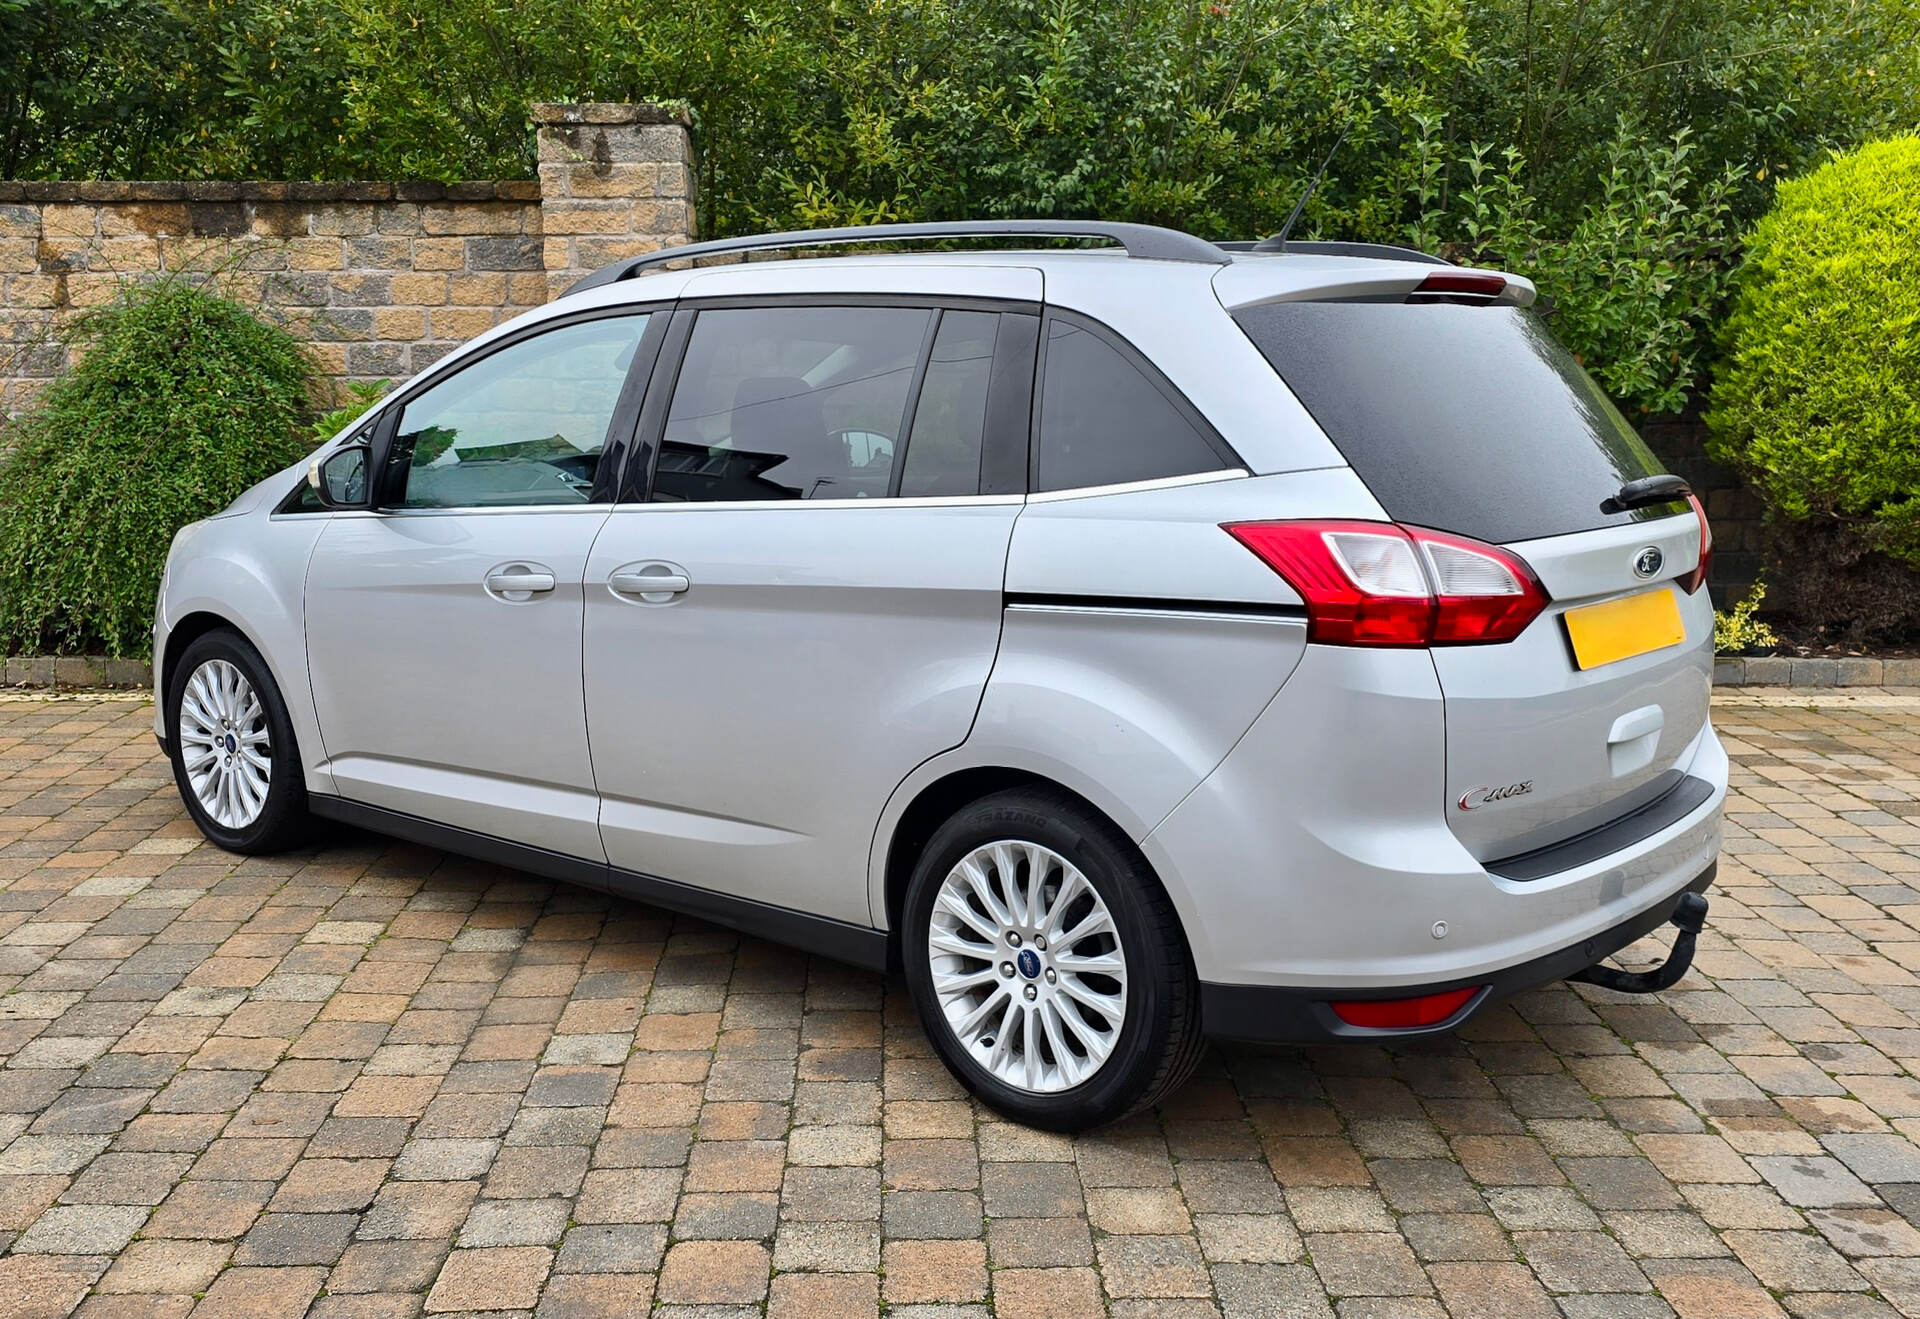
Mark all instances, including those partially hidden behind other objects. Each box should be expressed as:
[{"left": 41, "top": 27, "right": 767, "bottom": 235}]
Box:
[
  {"left": 1225, "top": 238, "right": 1451, "bottom": 266},
  {"left": 564, "top": 219, "right": 1229, "bottom": 295}
]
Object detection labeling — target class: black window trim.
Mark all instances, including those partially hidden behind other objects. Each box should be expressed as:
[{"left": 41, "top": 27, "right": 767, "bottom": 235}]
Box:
[
  {"left": 886, "top": 310, "right": 945, "bottom": 499},
  {"left": 621, "top": 293, "right": 1043, "bottom": 506},
  {"left": 1028, "top": 307, "right": 1242, "bottom": 494},
  {"left": 276, "top": 302, "right": 671, "bottom": 515}
]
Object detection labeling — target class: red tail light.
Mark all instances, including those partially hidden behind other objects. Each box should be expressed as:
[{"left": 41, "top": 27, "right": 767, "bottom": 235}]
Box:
[
  {"left": 1223, "top": 520, "right": 1549, "bottom": 647},
  {"left": 1330, "top": 985, "right": 1481, "bottom": 1029},
  {"left": 1682, "top": 492, "right": 1712, "bottom": 594}
]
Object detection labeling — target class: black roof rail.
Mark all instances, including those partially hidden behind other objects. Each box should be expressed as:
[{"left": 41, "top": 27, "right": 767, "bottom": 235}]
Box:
[
  {"left": 565, "top": 219, "right": 1229, "bottom": 295},
  {"left": 1227, "top": 238, "right": 1452, "bottom": 266}
]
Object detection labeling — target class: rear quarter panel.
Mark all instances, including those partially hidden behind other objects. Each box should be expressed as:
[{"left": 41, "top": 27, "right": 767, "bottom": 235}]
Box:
[{"left": 870, "top": 469, "right": 1380, "bottom": 931}]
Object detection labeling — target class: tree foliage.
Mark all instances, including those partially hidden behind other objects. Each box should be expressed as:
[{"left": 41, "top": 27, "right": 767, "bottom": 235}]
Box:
[
  {"left": 2, "top": 0, "right": 1916, "bottom": 415},
  {"left": 0, "top": 279, "right": 316, "bottom": 655}
]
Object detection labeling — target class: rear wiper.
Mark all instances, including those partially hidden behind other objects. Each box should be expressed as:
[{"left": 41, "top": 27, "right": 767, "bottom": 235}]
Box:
[{"left": 1601, "top": 474, "right": 1692, "bottom": 515}]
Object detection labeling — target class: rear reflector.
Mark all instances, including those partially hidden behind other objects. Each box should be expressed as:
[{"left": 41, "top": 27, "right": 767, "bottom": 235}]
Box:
[
  {"left": 1329, "top": 985, "right": 1481, "bottom": 1029},
  {"left": 1413, "top": 271, "right": 1508, "bottom": 299},
  {"left": 1223, "top": 520, "right": 1549, "bottom": 647}
]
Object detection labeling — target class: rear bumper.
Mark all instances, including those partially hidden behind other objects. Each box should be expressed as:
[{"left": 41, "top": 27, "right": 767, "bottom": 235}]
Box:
[
  {"left": 1201, "top": 861, "right": 1715, "bottom": 1043},
  {"left": 1140, "top": 645, "right": 1727, "bottom": 995}
]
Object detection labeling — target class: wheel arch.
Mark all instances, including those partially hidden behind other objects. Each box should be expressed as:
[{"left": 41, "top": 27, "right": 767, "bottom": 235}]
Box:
[
  {"left": 159, "top": 610, "right": 248, "bottom": 714},
  {"left": 158, "top": 512, "right": 332, "bottom": 795},
  {"left": 872, "top": 757, "right": 1202, "bottom": 975}
]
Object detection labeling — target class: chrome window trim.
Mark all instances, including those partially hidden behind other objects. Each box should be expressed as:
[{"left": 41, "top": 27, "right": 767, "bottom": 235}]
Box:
[
  {"left": 1023, "top": 468, "right": 1249, "bottom": 503},
  {"left": 608, "top": 494, "right": 1026, "bottom": 514},
  {"left": 316, "top": 504, "right": 616, "bottom": 520}
]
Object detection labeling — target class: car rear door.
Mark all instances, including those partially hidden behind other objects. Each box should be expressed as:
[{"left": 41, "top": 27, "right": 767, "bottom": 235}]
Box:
[
  {"left": 582, "top": 265, "right": 1042, "bottom": 925},
  {"left": 1230, "top": 295, "right": 1714, "bottom": 867}
]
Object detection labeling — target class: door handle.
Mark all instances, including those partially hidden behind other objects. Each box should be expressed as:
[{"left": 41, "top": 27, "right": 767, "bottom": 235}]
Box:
[
  {"left": 484, "top": 569, "right": 556, "bottom": 594},
  {"left": 610, "top": 570, "right": 690, "bottom": 596}
]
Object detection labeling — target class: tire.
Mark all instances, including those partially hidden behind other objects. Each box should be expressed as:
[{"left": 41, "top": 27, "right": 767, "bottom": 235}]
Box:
[
  {"left": 165, "top": 627, "right": 311, "bottom": 854},
  {"left": 902, "top": 786, "right": 1205, "bottom": 1130}
]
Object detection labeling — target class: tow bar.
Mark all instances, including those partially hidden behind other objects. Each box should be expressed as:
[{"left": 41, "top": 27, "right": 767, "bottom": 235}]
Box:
[{"left": 1569, "top": 892, "right": 1709, "bottom": 994}]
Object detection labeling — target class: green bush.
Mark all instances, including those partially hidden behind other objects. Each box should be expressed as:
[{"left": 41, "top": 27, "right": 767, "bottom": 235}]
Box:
[
  {"left": 0, "top": 279, "right": 317, "bottom": 656},
  {"left": 1706, "top": 137, "right": 1920, "bottom": 634}
]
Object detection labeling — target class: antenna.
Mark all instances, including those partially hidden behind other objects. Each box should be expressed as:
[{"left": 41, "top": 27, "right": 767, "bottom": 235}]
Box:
[{"left": 1264, "top": 122, "right": 1352, "bottom": 252}]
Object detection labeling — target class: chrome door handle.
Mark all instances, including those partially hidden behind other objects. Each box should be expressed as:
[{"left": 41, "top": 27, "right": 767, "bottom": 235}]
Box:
[
  {"left": 610, "top": 570, "right": 690, "bottom": 595},
  {"left": 485, "top": 569, "right": 556, "bottom": 593}
]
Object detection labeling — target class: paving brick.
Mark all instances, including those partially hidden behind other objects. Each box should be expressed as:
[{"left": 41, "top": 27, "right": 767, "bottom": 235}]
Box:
[
  {"left": 190, "top": 1264, "right": 328, "bottom": 1319},
  {"left": 656, "top": 1239, "right": 771, "bottom": 1304},
  {"left": 424, "top": 1244, "right": 552, "bottom": 1311},
  {"left": 881, "top": 1238, "right": 987, "bottom": 1303}
]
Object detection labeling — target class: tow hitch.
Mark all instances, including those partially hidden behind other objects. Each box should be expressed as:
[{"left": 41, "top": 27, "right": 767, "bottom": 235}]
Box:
[{"left": 1569, "top": 892, "right": 1708, "bottom": 994}]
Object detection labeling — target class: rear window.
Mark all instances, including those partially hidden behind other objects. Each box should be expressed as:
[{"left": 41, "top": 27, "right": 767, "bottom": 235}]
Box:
[{"left": 1232, "top": 302, "right": 1677, "bottom": 545}]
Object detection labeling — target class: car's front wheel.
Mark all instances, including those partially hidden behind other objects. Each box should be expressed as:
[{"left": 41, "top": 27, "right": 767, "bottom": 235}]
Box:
[
  {"left": 165, "top": 628, "right": 310, "bottom": 854},
  {"left": 902, "top": 787, "right": 1205, "bottom": 1130}
]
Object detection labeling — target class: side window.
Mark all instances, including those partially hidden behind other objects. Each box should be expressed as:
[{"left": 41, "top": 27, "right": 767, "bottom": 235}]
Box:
[
  {"left": 387, "top": 314, "right": 649, "bottom": 509},
  {"left": 656, "top": 305, "right": 934, "bottom": 502},
  {"left": 1034, "top": 317, "right": 1227, "bottom": 493},
  {"left": 898, "top": 311, "right": 997, "bottom": 498}
]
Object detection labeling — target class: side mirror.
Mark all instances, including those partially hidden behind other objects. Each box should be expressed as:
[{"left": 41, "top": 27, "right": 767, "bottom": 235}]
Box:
[{"left": 308, "top": 444, "right": 370, "bottom": 509}]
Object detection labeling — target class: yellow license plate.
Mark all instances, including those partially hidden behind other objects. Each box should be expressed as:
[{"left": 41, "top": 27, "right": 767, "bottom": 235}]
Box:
[{"left": 1562, "top": 587, "right": 1686, "bottom": 670}]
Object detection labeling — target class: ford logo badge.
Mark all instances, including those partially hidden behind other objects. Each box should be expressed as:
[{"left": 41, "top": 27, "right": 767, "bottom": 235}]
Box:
[{"left": 1633, "top": 546, "right": 1664, "bottom": 578}]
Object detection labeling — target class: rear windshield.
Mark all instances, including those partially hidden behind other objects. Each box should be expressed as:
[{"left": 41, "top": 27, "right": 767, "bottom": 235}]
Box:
[{"left": 1232, "top": 302, "right": 1678, "bottom": 545}]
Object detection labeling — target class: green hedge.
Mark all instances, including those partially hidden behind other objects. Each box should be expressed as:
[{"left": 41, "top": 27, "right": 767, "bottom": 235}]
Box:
[
  {"left": 0, "top": 280, "right": 317, "bottom": 657},
  {"left": 1707, "top": 136, "right": 1920, "bottom": 639}
]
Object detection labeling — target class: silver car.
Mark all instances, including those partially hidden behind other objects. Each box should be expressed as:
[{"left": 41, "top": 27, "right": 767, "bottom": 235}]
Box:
[{"left": 155, "top": 221, "right": 1725, "bottom": 1130}]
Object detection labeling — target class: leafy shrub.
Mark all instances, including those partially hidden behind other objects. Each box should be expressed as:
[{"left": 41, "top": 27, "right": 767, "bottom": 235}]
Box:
[
  {"left": 1449, "top": 126, "right": 1740, "bottom": 416},
  {"left": 0, "top": 278, "right": 316, "bottom": 656},
  {"left": 1714, "top": 581, "right": 1779, "bottom": 655},
  {"left": 1706, "top": 137, "right": 1920, "bottom": 637},
  {"left": 309, "top": 379, "right": 388, "bottom": 446}
]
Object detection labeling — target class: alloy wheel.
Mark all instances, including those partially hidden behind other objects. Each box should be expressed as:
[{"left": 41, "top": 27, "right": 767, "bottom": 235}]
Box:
[
  {"left": 927, "top": 840, "right": 1130, "bottom": 1093},
  {"left": 178, "top": 658, "right": 272, "bottom": 830}
]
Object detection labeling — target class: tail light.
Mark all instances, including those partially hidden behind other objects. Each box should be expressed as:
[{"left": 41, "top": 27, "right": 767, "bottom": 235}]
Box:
[
  {"left": 1223, "top": 520, "right": 1549, "bottom": 647},
  {"left": 1682, "top": 492, "right": 1712, "bottom": 594}
]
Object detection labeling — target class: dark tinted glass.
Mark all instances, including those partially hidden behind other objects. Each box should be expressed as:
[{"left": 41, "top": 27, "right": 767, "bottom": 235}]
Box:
[
  {"left": 1034, "top": 319, "right": 1225, "bottom": 492},
  {"left": 657, "top": 305, "right": 933, "bottom": 502},
  {"left": 1232, "top": 302, "right": 1676, "bottom": 544},
  {"left": 390, "top": 314, "right": 648, "bottom": 508},
  {"left": 899, "top": 311, "right": 997, "bottom": 497}
]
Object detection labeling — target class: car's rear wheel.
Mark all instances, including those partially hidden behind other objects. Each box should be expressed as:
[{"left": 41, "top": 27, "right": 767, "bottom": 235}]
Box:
[
  {"left": 902, "top": 787, "right": 1205, "bottom": 1130},
  {"left": 166, "top": 628, "right": 310, "bottom": 854}
]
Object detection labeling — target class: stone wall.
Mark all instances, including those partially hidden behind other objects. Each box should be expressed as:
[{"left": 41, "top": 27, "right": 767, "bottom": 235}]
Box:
[{"left": 0, "top": 103, "right": 694, "bottom": 416}]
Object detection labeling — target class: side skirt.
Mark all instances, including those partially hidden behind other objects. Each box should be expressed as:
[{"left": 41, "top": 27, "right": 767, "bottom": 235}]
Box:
[{"left": 307, "top": 794, "right": 890, "bottom": 972}]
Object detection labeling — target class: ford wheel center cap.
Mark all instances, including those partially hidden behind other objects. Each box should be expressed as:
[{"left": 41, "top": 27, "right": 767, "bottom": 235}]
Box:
[{"left": 1016, "top": 949, "right": 1042, "bottom": 979}]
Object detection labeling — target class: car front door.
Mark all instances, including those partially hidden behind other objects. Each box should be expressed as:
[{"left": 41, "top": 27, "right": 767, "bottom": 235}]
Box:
[
  {"left": 583, "top": 281, "right": 1040, "bottom": 925},
  {"left": 305, "top": 307, "right": 664, "bottom": 859}
]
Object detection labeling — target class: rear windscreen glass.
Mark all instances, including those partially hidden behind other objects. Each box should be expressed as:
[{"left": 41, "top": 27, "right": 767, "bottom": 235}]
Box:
[{"left": 1232, "top": 302, "right": 1678, "bottom": 545}]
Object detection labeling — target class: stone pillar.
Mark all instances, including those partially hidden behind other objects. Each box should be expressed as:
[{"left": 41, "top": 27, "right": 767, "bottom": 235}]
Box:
[{"left": 533, "top": 103, "right": 697, "bottom": 300}]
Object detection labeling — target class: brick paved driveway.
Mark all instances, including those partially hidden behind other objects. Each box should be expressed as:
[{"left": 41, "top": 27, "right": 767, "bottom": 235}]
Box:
[{"left": 2, "top": 690, "right": 1920, "bottom": 1319}]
